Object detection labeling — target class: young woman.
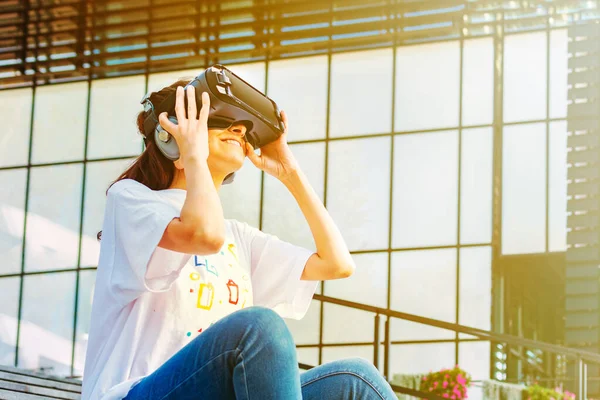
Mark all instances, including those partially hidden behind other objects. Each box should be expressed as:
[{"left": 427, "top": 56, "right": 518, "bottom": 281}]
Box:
[{"left": 81, "top": 79, "right": 398, "bottom": 400}]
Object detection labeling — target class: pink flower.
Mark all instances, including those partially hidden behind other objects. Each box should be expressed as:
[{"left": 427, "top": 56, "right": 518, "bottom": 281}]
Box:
[
  {"left": 445, "top": 374, "right": 450, "bottom": 379},
  {"left": 443, "top": 394, "right": 450, "bottom": 398},
  {"left": 443, "top": 381, "right": 449, "bottom": 389},
  {"left": 423, "top": 377, "right": 428, "bottom": 381},
  {"left": 457, "top": 374, "right": 467, "bottom": 385},
  {"left": 434, "top": 381, "right": 439, "bottom": 388},
  {"left": 451, "top": 396, "right": 456, "bottom": 399}
]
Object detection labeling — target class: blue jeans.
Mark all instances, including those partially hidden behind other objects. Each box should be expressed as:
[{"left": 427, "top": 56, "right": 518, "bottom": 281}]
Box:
[{"left": 123, "top": 306, "right": 397, "bottom": 400}]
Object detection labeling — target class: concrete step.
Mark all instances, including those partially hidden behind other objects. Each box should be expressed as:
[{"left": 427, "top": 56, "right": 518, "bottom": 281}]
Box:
[{"left": 0, "top": 365, "right": 81, "bottom": 400}]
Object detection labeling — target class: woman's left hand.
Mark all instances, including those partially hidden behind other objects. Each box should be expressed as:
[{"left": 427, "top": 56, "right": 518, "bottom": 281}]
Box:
[{"left": 245, "top": 110, "right": 299, "bottom": 181}]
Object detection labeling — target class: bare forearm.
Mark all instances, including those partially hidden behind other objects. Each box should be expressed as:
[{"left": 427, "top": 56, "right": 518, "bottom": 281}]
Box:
[
  {"left": 281, "top": 169, "right": 354, "bottom": 272},
  {"left": 180, "top": 158, "right": 225, "bottom": 241}
]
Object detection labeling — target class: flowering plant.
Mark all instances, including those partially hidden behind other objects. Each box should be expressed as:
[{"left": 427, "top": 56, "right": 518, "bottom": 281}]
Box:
[
  {"left": 420, "top": 366, "right": 472, "bottom": 399},
  {"left": 526, "top": 384, "right": 575, "bottom": 400}
]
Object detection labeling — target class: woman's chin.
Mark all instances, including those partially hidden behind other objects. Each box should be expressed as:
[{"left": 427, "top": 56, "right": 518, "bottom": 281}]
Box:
[
  {"left": 222, "top": 154, "right": 245, "bottom": 172},
  {"left": 209, "top": 149, "right": 245, "bottom": 170}
]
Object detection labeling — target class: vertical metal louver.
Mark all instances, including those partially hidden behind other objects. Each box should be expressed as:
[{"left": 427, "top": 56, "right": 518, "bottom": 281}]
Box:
[{"left": 566, "top": 20, "right": 600, "bottom": 396}]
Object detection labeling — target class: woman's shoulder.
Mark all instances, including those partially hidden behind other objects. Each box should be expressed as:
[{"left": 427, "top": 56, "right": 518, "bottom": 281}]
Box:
[
  {"left": 106, "top": 179, "right": 170, "bottom": 209},
  {"left": 106, "top": 179, "right": 182, "bottom": 217},
  {"left": 108, "top": 178, "right": 149, "bottom": 197}
]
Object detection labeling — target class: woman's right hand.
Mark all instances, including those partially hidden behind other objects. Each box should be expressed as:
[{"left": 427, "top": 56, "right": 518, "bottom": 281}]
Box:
[{"left": 158, "top": 85, "right": 210, "bottom": 166}]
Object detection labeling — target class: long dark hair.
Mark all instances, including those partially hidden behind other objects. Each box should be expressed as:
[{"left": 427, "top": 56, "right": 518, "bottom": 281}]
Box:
[
  {"left": 110, "top": 78, "right": 191, "bottom": 192},
  {"left": 97, "top": 79, "right": 190, "bottom": 241}
]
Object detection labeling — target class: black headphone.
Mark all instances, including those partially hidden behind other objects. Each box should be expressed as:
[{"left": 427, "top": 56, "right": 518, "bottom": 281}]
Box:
[{"left": 140, "top": 89, "right": 236, "bottom": 185}]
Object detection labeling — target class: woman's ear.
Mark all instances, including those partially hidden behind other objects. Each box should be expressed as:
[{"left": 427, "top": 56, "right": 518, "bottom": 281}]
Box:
[{"left": 174, "top": 158, "right": 184, "bottom": 170}]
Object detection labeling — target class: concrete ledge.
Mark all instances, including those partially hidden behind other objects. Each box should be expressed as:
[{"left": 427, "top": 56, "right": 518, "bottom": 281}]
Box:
[{"left": 0, "top": 365, "right": 81, "bottom": 400}]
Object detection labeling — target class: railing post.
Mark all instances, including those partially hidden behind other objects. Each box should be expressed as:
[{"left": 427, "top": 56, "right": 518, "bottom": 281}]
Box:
[
  {"left": 384, "top": 316, "right": 390, "bottom": 381},
  {"left": 576, "top": 358, "right": 585, "bottom": 400},
  {"left": 583, "top": 362, "right": 587, "bottom": 400},
  {"left": 374, "top": 314, "right": 380, "bottom": 371}
]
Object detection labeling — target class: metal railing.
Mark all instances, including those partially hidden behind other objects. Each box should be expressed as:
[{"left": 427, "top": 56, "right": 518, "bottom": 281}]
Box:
[{"left": 311, "top": 293, "right": 600, "bottom": 399}]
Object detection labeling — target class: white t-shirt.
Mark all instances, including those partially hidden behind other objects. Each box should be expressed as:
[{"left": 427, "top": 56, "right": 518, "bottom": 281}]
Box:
[{"left": 81, "top": 179, "right": 319, "bottom": 400}]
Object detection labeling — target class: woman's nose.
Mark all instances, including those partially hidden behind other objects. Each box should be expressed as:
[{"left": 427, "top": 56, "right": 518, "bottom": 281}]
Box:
[{"left": 230, "top": 124, "right": 247, "bottom": 137}]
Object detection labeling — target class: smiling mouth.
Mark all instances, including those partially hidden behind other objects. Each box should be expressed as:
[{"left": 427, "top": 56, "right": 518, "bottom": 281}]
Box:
[{"left": 222, "top": 139, "right": 242, "bottom": 148}]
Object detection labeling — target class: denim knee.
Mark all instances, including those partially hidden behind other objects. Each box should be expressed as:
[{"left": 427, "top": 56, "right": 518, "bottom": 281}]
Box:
[
  {"left": 234, "top": 306, "right": 295, "bottom": 350},
  {"left": 335, "top": 357, "right": 382, "bottom": 377}
]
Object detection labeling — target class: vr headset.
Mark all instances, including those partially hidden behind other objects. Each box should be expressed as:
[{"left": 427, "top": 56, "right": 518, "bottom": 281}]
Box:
[{"left": 140, "top": 64, "right": 285, "bottom": 168}]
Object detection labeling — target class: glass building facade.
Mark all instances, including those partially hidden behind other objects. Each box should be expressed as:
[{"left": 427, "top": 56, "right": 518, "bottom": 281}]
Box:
[{"left": 0, "top": 0, "right": 591, "bottom": 385}]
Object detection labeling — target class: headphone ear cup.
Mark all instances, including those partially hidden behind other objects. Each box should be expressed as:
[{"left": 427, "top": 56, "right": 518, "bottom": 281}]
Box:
[{"left": 154, "top": 116, "right": 180, "bottom": 161}]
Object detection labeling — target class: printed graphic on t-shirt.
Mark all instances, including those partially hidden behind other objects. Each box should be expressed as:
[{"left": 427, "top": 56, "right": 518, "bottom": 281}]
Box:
[
  {"left": 184, "top": 242, "right": 252, "bottom": 338},
  {"left": 227, "top": 279, "right": 239, "bottom": 305},
  {"left": 227, "top": 243, "right": 239, "bottom": 262},
  {"left": 196, "top": 282, "right": 214, "bottom": 310}
]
